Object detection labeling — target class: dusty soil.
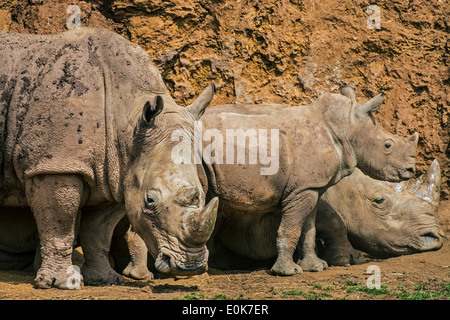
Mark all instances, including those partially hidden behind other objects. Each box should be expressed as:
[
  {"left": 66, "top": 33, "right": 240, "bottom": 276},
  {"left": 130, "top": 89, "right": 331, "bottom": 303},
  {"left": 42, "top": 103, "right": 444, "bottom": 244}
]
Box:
[
  {"left": 0, "top": 236, "right": 448, "bottom": 301},
  {"left": 1, "top": 204, "right": 449, "bottom": 301}
]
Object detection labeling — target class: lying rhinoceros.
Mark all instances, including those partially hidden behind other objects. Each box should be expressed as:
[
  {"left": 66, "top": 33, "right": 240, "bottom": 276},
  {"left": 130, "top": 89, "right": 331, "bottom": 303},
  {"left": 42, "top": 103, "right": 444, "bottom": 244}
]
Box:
[
  {"left": 316, "top": 159, "right": 444, "bottom": 266},
  {"left": 120, "top": 86, "right": 419, "bottom": 277},
  {"left": 0, "top": 27, "right": 218, "bottom": 289}
]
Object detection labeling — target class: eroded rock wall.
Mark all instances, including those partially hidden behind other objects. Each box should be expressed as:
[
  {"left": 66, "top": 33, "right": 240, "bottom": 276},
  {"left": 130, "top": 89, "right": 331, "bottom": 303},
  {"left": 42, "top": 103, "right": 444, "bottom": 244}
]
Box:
[{"left": 1, "top": 0, "right": 448, "bottom": 199}]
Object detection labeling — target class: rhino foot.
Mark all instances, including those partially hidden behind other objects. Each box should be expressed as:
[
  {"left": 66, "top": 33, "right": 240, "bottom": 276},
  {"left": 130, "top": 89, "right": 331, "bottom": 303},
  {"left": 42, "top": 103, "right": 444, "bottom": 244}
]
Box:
[
  {"left": 123, "top": 262, "right": 154, "bottom": 280},
  {"left": 270, "top": 259, "right": 303, "bottom": 276},
  {"left": 349, "top": 250, "right": 366, "bottom": 265},
  {"left": 35, "top": 266, "right": 83, "bottom": 290},
  {"left": 324, "top": 248, "right": 366, "bottom": 266},
  {"left": 82, "top": 265, "right": 124, "bottom": 286},
  {"left": 297, "top": 255, "right": 328, "bottom": 272}
]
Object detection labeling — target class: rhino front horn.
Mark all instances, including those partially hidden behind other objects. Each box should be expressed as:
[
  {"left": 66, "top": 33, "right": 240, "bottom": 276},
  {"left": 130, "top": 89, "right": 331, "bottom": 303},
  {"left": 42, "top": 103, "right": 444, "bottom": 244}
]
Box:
[
  {"left": 186, "top": 197, "right": 218, "bottom": 244},
  {"left": 419, "top": 159, "right": 441, "bottom": 205},
  {"left": 405, "top": 159, "right": 441, "bottom": 206}
]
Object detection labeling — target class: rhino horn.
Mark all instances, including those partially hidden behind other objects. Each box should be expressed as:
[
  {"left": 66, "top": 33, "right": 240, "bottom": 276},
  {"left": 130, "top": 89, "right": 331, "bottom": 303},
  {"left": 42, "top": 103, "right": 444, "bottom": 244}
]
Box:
[
  {"left": 403, "top": 159, "right": 441, "bottom": 206},
  {"left": 356, "top": 91, "right": 385, "bottom": 118},
  {"left": 188, "top": 82, "right": 217, "bottom": 119},
  {"left": 186, "top": 197, "right": 218, "bottom": 244},
  {"left": 418, "top": 159, "right": 441, "bottom": 206}
]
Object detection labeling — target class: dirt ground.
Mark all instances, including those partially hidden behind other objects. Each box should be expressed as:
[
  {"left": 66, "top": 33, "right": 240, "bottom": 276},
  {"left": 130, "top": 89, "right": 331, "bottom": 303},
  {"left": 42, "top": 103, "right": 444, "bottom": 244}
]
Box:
[
  {"left": 0, "top": 207, "right": 449, "bottom": 301},
  {"left": 0, "top": 238, "right": 448, "bottom": 301}
]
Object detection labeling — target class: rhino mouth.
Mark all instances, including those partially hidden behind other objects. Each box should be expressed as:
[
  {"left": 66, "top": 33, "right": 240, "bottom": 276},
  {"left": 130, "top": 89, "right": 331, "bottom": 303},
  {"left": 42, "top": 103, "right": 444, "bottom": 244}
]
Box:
[
  {"left": 418, "top": 231, "right": 444, "bottom": 251},
  {"left": 154, "top": 247, "right": 208, "bottom": 276}
]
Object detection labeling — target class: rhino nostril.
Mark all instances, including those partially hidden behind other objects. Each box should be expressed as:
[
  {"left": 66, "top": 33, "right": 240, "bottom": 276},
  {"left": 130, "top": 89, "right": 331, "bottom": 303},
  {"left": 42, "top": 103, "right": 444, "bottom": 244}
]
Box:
[
  {"left": 406, "top": 166, "right": 415, "bottom": 174},
  {"left": 162, "top": 254, "right": 171, "bottom": 269}
]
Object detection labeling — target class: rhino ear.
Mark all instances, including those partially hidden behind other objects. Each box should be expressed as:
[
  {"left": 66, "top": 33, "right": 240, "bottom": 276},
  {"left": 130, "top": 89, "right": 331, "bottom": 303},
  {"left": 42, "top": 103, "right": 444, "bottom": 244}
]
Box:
[
  {"left": 340, "top": 85, "right": 356, "bottom": 102},
  {"left": 142, "top": 95, "right": 164, "bottom": 125},
  {"left": 356, "top": 91, "right": 385, "bottom": 118},
  {"left": 187, "top": 82, "right": 216, "bottom": 119}
]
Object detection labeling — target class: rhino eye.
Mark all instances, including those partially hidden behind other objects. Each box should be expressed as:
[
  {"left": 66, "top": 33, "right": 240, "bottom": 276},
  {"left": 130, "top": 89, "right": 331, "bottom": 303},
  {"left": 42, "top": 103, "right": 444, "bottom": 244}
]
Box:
[
  {"left": 385, "top": 143, "right": 391, "bottom": 149},
  {"left": 145, "top": 194, "right": 156, "bottom": 207},
  {"left": 374, "top": 198, "right": 385, "bottom": 204}
]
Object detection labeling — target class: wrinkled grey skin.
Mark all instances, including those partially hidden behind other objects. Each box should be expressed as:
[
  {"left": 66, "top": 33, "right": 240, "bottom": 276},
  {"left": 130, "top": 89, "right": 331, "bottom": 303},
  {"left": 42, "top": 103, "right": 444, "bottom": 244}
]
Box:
[
  {"left": 121, "top": 87, "right": 419, "bottom": 277},
  {"left": 7, "top": 158, "right": 438, "bottom": 275},
  {"left": 0, "top": 28, "right": 218, "bottom": 289}
]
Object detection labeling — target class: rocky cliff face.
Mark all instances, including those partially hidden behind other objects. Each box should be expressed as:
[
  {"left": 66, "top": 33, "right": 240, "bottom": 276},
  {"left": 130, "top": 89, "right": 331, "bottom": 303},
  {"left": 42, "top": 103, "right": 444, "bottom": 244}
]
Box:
[{"left": 1, "top": 0, "right": 449, "bottom": 199}]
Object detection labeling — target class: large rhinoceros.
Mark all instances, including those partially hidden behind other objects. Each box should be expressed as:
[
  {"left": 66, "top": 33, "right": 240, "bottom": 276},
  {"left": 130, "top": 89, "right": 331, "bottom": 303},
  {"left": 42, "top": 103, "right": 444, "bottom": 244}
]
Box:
[
  {"left": 121, "top": 86, "right": 419, "bottom": 277},
  {"left": 0, "top": 27, "right": 218, "bottom": 289}
]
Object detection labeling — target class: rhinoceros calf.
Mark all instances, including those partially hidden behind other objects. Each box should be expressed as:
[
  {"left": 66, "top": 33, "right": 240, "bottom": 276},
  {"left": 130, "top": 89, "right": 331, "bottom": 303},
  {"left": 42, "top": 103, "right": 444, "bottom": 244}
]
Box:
[
  {"left": 0, "top": 28, "right": 218, "bottom": 289},
  {"left": 200, "top": 102, "right": 440, "bottom": 269},
  {"left": 120, "top": 86, "right": 419, "bottom": 277}
]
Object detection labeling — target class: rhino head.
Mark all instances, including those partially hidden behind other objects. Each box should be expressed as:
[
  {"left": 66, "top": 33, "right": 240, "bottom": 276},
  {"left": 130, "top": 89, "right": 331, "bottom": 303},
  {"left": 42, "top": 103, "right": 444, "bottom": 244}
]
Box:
[
  {"left": 338, "top": 86, "right": 419, "bottom": 182},
  {"left": 325, "top": 160, "right": 444, "bottom": 257},
  {"left": 124, "top": 83, "right": 218, "bottom": 276}
]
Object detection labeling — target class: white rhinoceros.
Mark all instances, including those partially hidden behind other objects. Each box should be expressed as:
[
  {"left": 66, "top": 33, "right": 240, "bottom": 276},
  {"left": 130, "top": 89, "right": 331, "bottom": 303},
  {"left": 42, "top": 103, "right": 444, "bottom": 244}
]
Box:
[
  {"left": 0, "top": 98, "right": 434, "bottom": 278},
  {"left": 315, "top": 159, "right": 444, "bottom": 265},
  {"left": 0, "top": 27, "right": 218, "bottom": 289}
]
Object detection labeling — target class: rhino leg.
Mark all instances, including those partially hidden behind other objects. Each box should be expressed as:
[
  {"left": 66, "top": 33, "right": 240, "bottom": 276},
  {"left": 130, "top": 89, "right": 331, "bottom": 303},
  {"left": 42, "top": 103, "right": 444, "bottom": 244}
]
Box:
[
  {"left": 322, "top": 238, "right": 366, "bottom": 266},
  {"left": 79, "top": 203, "right": 125, "bottom": 286},
  {"left": 25, "top": 175, "right": 84, "bottom": 289},
  {"left": 316, "top": 203, "right": 366, "bottom": 266},
  {"left": 271, "top": 190, "right": 319, "bottom": 276},
  {"left": 296, "top": 208, "right": 328, "bottom": 271},
  {"left": 321, "top": 227, "right": 366, "bottom": 266},
  {"left": 122, "top": 226, "right": 153, "bottom": 280}
]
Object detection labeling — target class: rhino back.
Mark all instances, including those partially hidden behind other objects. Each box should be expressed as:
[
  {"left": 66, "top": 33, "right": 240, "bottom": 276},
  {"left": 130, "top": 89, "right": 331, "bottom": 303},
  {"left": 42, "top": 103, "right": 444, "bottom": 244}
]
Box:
[
  {"left": 201, "top": 106, "right": 343, "bottom": 213},
  {"left": 0, "top": 30, "right": 107, "bottom": 199}
]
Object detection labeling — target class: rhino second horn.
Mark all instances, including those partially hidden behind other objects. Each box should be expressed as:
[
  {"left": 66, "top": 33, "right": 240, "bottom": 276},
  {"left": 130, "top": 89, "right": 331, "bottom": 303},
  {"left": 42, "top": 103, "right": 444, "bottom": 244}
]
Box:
[
  {"left": 186, "top": 197, "right": 218, "bottom": 244},
  {"left": 339, "top": 85, "right": 356, "bottom": 102}
]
